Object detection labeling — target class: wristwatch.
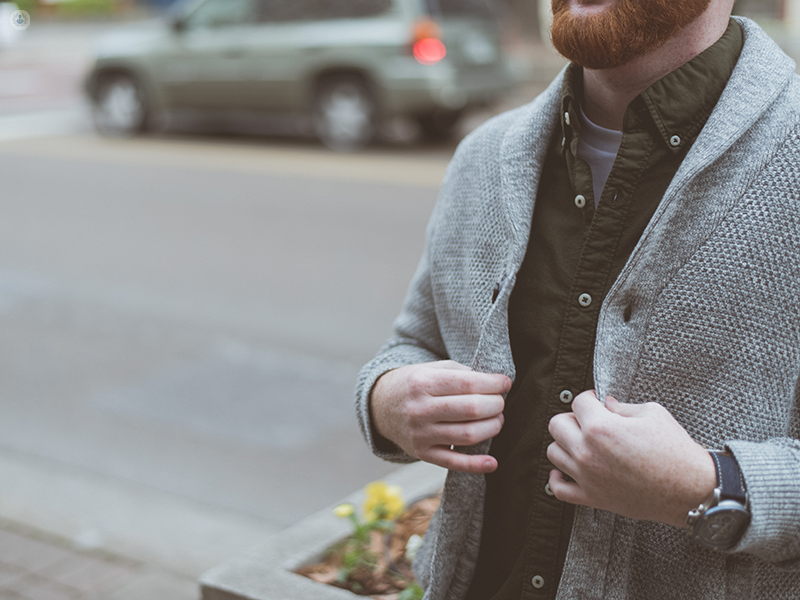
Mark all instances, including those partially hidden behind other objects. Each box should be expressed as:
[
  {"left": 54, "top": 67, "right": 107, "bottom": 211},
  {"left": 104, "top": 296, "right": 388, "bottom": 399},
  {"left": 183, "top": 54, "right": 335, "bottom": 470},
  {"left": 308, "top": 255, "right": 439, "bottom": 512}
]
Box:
[{"left": 686, "top": 451, "right": 750, "bottom": 550}]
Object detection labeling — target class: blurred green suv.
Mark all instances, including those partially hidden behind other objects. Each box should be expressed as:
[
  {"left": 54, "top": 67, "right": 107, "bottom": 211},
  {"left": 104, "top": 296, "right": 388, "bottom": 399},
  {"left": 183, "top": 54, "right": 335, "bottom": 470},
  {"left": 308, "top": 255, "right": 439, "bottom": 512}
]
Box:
[{"left": 85, "top": 0, "right": 516, "bottom": 149}]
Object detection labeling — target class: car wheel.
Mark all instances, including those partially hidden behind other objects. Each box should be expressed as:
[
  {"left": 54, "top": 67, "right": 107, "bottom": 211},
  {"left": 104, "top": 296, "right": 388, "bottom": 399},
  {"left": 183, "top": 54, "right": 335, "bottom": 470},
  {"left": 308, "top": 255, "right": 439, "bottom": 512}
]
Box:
[
  {"left": 313, "top": 76, "right": 376, "bottom": 151},
  {"left": 92, "top": 74, "right": 148, "bottom": 137},
  {"left": 417, "top": 110, "right": 462, "bottom": 142}
]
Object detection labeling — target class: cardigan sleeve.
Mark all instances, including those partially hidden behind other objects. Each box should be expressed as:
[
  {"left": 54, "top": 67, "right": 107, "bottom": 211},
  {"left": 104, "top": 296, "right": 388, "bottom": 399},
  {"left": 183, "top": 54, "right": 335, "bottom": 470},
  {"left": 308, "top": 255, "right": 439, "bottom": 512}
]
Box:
[{"left": 726, "top": 437, "right": 800, "bottom": 567}]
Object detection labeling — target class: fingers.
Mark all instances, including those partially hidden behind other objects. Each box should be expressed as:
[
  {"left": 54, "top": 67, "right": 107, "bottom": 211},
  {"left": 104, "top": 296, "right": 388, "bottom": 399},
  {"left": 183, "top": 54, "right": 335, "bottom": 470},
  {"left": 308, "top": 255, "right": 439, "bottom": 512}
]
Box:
[
  {"left": 426, "top": 394, "right": 505, "bottom": 422},
  {"left": 429, "top": 360, "right": 473, "bottom": 372},
  {"left": 546, "top": 440, "right": 579, "bottom": 478},
  {"left": 605, "top": 396, "right": 655, "bottom": 417},
  {"left": 605, "top": 395, "right": 640, "bottom": 416},
  {"left": 548, "top": 469, "right": 585, "bottom": 505},
  {"left": 424, "top": 415, "right": 504, "bottom": 447},
  {"left": 421, "top": 368, "right": 511, "bottom": 397},
  {"left": 374, "top": 361, "right": 512, "bottom": 471},
  {"left": 570, "top": 389, "right": 604, "bottom": 422},
  {"left": 548, "top": 411, "right": 580, "bottom": 447},
  {"left": 424, "top": 446, "right": 499, "bottom": 473}
]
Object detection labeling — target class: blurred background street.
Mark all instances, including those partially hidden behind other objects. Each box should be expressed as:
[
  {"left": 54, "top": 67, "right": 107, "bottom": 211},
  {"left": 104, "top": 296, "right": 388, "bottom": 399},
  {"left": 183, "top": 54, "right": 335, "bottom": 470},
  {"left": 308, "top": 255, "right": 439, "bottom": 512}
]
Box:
[{"left": 0, "top": 1, "right": 797, "bottom": 599}]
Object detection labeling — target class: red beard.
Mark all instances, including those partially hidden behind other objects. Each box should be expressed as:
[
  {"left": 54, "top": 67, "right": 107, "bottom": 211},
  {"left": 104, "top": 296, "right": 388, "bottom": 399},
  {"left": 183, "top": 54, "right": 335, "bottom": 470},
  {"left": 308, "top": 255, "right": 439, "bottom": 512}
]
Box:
[{"left": 551, "top": 0, "right": 712, "bottom": 69}]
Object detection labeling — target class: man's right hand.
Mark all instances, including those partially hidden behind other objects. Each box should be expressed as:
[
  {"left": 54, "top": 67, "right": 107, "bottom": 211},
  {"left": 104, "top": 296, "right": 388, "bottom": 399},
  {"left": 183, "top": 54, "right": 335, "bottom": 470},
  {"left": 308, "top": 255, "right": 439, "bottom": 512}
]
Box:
[{"left": 369, "top": 361, "right": 511, "bottom": 474}]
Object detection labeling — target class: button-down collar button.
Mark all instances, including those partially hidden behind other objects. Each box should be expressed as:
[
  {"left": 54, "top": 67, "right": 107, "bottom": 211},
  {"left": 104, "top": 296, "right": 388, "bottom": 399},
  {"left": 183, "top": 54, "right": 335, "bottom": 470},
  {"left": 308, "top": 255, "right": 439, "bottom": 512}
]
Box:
[
  {"left": 561, "top": 136, "right": 566, "bottom": 148},
  {"left": 574, "top": 194, "right": 586, "bottom": 208},
  {"left": 531, "top": 575, "right": 545, "bottom": 589},
  {"left": 545, "top": 483, "right": 555, "bottom": 496},
  {"left": 564, "top": 111, "right": 571, "bottom": 126},
  {"left": 578, "top": 293, "right": 592, "bottom": 307},
  {"left": 670, "top": 135, "right": 681, "bottom": 147},
  {"left": 559, "top": 390, "right": 573, "bottom": 404}
]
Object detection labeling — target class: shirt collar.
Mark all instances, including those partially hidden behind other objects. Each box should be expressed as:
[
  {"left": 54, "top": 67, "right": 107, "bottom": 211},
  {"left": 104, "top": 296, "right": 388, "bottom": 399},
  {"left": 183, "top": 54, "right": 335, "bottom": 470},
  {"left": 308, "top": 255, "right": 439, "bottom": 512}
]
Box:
[{"left": 560, "top": 18, "right": 743, "bottom": 154}]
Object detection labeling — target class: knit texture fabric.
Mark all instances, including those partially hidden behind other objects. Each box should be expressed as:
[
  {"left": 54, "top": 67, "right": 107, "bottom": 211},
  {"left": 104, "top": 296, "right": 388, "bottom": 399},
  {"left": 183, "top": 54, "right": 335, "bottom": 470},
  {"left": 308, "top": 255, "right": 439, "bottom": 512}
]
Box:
[{"left": 356, "top": 18, "right": 800, "bottom": 600}]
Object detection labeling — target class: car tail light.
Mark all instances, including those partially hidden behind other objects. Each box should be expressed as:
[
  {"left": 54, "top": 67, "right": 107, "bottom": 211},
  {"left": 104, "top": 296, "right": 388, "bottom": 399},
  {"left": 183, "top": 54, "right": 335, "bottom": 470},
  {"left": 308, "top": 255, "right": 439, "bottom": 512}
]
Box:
[{"left": 412, "top": 18, "right": 446, "bottom": 65}]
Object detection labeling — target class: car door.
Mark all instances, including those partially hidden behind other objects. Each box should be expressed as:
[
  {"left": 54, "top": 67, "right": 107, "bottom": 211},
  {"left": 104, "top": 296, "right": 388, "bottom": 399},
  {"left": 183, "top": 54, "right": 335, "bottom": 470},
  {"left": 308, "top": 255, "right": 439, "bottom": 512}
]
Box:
[
  {"left": 232, "top": 0, "right": 320, "bottom": 113},
  {"left": 236, "top": 0, "right": 400, "bottom": 114},
  {"left": 157, "top": 0, "right": 264, "bottom": 111}
]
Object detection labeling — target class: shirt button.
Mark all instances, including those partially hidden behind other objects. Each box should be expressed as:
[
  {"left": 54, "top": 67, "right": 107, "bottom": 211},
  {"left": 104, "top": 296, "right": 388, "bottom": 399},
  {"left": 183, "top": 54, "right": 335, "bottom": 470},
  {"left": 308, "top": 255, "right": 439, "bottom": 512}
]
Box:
[
  {"left": 561, "top": 136, "right": 566, "bottom": 148},
  {"left": 578, "top": 293, "right": 592, "bottom": 307},
  {"left": 574, "top": 194, "right": 586, "bottom": 208},
  {"left": 531, "top": 575, "right": 545, "bottom": 589},
  {"left": 564, "top": 111, "right": 571, "bottom": 126},
  {"left": 559, "top": 389, "right": 573, "bottom": 403},
  {"left": 670, "top": 135, "right": 681, "bottom": 147},
  {"left": 545, "top": 483, "right": 555, "bottom": 496}
]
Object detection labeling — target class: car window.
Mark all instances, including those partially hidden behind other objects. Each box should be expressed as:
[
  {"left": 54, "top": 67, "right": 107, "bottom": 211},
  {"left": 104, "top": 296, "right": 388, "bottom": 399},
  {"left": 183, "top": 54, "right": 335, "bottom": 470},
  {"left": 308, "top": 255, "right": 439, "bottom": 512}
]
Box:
[
  {"left": 184, "top": 0, "right": 260, "bottom": 28},
  {"left": 259, "top": 0, "right": 392, "bottom": 23},
  {"left": 425, "top": 0, "right": 496, "bottom": 19}
]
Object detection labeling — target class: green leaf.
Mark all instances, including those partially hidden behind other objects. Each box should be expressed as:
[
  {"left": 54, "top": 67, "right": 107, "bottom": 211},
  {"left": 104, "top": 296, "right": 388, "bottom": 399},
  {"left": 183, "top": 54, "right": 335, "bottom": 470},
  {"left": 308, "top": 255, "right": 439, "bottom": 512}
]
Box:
[{"left": 399, "top": 583, "right": 425, "bottom": 600}]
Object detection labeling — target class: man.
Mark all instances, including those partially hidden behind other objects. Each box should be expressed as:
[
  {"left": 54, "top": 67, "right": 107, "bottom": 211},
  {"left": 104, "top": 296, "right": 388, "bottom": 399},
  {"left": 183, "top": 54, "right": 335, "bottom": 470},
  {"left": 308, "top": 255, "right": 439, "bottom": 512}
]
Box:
[{"left": 356, "top": 0, "right": 800, "bottom": 597}]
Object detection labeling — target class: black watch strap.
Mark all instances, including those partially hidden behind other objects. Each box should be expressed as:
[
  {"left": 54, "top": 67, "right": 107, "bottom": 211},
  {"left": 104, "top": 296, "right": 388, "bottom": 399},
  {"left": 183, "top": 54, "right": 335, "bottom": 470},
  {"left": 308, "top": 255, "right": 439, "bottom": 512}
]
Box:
[{"left": 710, "top": 451, "right": 747, "bottom": 504}]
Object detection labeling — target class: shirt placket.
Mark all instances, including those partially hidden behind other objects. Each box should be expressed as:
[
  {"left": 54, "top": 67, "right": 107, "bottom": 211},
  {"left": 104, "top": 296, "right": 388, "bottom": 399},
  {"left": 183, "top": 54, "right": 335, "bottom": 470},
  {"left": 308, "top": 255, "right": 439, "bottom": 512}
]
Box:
[{"left": 521, "top": 113, "right": 653, "bottom": 599}]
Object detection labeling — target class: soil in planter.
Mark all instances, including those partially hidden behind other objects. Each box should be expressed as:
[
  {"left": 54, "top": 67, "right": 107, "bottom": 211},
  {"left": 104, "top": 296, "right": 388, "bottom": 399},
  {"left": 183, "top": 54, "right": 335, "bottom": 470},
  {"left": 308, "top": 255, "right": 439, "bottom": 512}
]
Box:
[{"left": 296, "top": 494, "right": 441, "bottom": 600}]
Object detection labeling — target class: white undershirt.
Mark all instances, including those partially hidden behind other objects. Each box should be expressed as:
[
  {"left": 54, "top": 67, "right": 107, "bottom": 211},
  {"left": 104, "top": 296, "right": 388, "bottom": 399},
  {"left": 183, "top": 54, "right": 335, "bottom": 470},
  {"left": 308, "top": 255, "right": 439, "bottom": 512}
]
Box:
[{"left": 577, "top": 106, "right": 623, "bottom": 207}]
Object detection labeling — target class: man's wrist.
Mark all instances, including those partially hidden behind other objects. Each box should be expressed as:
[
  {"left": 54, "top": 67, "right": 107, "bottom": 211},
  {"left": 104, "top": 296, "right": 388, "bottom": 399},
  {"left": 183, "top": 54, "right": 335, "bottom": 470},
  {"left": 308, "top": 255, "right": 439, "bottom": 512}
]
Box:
[
  {"left": 665, "top": 445, "right": 717, "bottom": 528},
  {"left": 369, "top": 369, "right": 399, "bottom": 443}
]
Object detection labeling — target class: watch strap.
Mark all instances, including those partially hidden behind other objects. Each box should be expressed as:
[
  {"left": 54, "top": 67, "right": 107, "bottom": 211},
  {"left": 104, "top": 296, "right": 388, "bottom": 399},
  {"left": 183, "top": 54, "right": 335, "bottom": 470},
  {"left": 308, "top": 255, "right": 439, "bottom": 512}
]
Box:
[{"left": 710, "top": 451, "right": 747, "bottom": 505}]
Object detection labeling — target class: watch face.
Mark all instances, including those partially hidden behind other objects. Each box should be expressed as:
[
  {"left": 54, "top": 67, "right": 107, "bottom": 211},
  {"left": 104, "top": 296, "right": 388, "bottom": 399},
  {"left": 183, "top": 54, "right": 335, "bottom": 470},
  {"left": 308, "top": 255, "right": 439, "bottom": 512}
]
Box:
[{"left": 695, "top": 501, "right": 751, "bottom": 550}]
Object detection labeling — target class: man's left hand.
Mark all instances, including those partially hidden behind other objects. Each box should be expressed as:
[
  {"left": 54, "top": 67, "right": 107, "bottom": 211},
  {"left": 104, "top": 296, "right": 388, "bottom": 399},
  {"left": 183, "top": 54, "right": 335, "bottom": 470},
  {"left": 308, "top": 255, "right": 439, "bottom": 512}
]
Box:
[{"left": 547, "top": 391, "right": 717, "bottom": 529}]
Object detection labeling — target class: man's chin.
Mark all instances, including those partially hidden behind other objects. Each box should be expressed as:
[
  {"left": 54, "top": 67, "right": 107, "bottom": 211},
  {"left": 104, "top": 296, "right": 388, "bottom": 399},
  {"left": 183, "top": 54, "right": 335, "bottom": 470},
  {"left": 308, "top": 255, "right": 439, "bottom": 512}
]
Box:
[{"left": 551, "top": 0, "right": 711, "bottom": 70}]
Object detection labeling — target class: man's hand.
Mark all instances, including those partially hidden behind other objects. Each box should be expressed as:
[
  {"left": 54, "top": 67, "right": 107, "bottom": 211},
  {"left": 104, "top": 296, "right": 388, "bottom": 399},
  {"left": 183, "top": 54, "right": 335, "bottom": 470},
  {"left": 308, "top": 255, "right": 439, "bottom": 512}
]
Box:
[
  {"left": 547, "top": 391, "right": 717, "bottom": 528},
  {"left": 370, "top": 361, "right": 511, "bottom": 474}
]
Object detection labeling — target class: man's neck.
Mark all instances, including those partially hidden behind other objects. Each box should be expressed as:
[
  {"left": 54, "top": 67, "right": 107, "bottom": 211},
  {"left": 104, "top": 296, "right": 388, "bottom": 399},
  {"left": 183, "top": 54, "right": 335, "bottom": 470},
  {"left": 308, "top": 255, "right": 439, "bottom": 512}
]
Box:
[{"left": 581, "top": 2, "right": 734, "bottom": 131}]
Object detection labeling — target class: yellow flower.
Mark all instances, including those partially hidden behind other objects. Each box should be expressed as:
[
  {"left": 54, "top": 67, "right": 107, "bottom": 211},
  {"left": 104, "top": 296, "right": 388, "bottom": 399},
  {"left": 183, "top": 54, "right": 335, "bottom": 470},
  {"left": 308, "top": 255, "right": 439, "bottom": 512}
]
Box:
[
  {"left": 333, "top": 503, "right": 355, "bottom": 518},
  {"left": 363, "top": 481, "right": 405, "bottom": 521}
]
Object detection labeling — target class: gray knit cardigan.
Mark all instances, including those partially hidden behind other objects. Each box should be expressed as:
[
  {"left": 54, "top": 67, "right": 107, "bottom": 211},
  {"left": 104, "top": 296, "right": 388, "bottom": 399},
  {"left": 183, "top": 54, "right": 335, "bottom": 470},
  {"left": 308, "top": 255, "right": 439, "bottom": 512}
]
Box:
[{"left": 356, "top": 18, "right": 800, "bottom": 600}]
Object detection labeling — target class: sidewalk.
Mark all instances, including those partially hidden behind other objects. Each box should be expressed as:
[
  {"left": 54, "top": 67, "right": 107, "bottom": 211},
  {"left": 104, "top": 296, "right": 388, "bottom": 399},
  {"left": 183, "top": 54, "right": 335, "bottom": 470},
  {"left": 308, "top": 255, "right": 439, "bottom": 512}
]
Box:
[{"left": 0, "top": 521, "right": 195, "bottom": 600}]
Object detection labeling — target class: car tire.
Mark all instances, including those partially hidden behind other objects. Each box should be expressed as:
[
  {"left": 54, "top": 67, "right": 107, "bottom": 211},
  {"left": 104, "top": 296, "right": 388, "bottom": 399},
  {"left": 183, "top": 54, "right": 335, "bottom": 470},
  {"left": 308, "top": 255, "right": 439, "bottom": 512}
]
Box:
[
  {"left": 91, "top": 73, "right": 149, "bottom": 137},
  {"left": 313, "top": 76, "right": 377, "bottom": 152}
]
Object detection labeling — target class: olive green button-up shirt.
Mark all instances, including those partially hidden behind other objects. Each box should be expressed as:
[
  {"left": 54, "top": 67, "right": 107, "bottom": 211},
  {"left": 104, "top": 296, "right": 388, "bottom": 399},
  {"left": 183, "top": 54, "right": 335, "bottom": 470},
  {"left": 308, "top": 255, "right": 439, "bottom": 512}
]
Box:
[{"left": 465, "top": 20, "right": 743, "bottom": 600}]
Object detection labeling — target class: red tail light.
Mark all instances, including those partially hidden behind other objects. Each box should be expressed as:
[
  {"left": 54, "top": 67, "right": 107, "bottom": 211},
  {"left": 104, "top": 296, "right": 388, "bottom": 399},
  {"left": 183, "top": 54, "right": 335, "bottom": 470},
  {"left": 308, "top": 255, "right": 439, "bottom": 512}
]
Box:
[
  {"left": 412, "top": 18, "right": 446, "bottom": 65},
  {"left": 413, "top": 38, "right": 447, "bottom": 65}
]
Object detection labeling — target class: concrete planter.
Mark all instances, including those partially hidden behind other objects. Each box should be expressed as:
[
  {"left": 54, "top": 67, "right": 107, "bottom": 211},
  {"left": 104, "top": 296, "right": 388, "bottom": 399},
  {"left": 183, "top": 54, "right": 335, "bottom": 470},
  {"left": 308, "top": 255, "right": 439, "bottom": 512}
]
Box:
[{"left": 200, "top": 462, "right": 447, "bottom": 600}]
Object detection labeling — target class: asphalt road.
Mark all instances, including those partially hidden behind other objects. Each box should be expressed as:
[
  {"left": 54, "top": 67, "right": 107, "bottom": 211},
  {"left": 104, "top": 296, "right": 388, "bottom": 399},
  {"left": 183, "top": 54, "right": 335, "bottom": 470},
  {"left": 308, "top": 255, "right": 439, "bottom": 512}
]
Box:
[{"left": 0, "top": 122, "right": 458, "bottom": 560}]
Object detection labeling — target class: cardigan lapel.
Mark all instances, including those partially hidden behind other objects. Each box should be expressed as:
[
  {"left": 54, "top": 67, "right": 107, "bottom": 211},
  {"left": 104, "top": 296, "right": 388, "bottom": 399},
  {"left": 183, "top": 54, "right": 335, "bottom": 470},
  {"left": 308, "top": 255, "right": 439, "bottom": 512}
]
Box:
[
  {"left": 500, "top": 71, "right": 564, "bottom": 278},
  {"left": 469, "top": 72, "right": 563, "bottom": 379},
  {"left": 594, "top": 17, "right": 798, "bottom": 405}
]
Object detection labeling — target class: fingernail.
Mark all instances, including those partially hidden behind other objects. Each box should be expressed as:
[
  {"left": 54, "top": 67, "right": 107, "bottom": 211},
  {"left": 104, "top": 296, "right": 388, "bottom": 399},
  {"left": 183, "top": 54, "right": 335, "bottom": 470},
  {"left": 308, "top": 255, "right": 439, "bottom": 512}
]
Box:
[{"left": 484, "top": 459, "right": 493, "bottom": 469}]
